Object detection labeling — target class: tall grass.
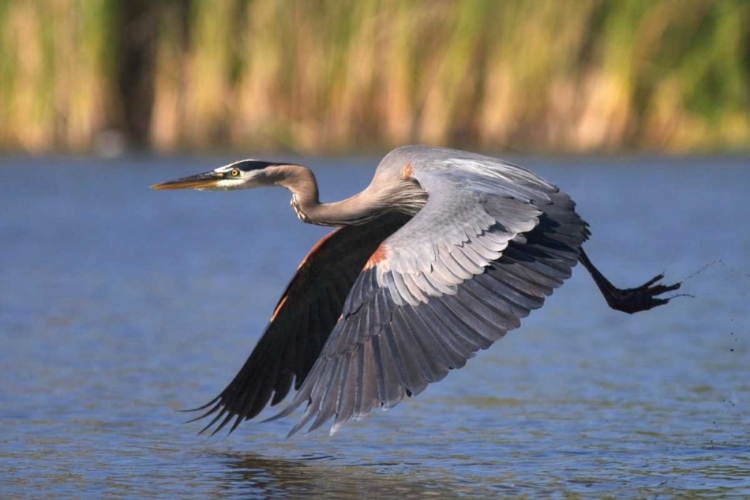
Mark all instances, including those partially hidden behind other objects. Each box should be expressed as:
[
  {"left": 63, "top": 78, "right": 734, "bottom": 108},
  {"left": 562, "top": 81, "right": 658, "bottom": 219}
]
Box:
[{"left": 1, "top": 0, "right": 748, "bottom": 153}]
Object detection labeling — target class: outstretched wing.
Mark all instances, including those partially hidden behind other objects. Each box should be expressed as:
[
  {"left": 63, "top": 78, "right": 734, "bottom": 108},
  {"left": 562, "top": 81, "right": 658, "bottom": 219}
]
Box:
[
  {"left": 193, "top": 212, "right": 411, "bottom": 434},
  {"left": 270, "top": 154, "right": 590, "bottom": 436}
]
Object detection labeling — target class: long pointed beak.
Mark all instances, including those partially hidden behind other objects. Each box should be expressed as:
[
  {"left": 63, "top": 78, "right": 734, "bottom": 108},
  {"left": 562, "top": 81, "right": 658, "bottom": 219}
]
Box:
[{"left": 151, "top": 171, "right": 223, "bottom": 190}]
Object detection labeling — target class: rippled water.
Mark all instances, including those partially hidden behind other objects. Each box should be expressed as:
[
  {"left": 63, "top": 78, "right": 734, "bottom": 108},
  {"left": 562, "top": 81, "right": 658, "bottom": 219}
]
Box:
[{"left": 1, "top": 155, "right": 748, "bottom": 498}]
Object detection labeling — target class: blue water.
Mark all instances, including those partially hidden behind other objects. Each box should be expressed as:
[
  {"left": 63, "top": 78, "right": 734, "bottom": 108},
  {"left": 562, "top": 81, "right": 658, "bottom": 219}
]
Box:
[{"left": 1, "top": 154, "right": 748, "bottom": 498}]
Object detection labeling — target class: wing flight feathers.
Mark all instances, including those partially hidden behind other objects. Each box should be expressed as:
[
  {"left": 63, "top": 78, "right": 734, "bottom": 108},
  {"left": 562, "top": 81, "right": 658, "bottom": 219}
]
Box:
[{"left": 270, "top": 152, "right": 589, "bottom": 436}]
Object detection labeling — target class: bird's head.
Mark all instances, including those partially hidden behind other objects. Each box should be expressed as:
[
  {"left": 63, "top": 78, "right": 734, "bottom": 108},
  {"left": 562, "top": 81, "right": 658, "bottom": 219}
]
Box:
[{"left": 151, "top": 160, "right": 287, "bottom": 191}]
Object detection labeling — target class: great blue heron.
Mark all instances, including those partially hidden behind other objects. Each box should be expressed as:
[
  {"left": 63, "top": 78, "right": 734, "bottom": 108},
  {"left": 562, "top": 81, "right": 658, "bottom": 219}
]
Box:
[{"left": 152, "top": 145, "right": 680, "bottom": 437}]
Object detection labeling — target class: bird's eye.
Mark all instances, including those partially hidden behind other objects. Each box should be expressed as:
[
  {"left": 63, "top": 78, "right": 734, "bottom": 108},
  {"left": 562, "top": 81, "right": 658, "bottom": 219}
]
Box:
[{"left": 231, "top": 169, "right": 240, "bottom": 177}]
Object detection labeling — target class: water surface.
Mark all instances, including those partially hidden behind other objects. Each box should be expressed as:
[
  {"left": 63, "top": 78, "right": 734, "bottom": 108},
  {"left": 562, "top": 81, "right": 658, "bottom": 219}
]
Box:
[{"left": 1, "top": 155, "right": 748, "bottom": 498}]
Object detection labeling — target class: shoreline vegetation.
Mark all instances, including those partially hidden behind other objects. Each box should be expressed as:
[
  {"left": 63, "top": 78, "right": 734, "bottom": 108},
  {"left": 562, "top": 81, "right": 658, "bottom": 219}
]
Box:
[{"left": 1, "top": 1, "right": 748, "bottom": 154}]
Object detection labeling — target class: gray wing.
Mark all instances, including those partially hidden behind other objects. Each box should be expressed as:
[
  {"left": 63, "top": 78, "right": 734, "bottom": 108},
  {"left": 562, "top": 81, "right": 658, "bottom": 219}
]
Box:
[
  {"left": 270, "top": 154, "right": 590, "bottom": 436},
  {"left": 191, "top": 213, "right": 411, "bottom": 434}
]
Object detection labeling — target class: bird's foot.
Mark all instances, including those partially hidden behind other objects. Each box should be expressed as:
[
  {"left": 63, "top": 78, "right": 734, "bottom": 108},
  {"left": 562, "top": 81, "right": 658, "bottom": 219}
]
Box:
[{"left": 603, "top": 273, "right": 681, "bottom": 314}]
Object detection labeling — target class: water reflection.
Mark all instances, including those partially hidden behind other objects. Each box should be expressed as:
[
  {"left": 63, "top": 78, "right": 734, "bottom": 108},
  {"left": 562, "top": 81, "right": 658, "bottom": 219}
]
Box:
[
  {"left": 1, "top": 156, "right": 749, "bottom": 499},
  {"left": 214, "top": 452, "right": 462, "bottom": 499}
]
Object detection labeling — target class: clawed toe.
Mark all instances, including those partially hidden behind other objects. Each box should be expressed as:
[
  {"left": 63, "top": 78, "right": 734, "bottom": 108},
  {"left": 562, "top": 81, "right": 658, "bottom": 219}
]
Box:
[
  {"left": 638, "top": 273, "right": 665, "bottom": 290},
  {"left": 637, "top": 276, "right": 681, "bottom": 297}
]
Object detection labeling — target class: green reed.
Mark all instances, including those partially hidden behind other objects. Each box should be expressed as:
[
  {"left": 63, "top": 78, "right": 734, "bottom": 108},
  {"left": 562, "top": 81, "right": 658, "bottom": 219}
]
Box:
[{"left": 0, "top": 0, "right": 748, "bottom": 153}]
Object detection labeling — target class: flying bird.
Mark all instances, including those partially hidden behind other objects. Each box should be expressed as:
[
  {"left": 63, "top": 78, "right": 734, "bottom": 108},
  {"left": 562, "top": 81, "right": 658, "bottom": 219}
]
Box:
[{"left": 152, "top": 145, "right": 680, "bottom": 437}]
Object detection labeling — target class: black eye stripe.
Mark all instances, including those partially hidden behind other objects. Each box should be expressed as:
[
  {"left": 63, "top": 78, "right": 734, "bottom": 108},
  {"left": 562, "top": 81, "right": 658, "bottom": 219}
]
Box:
[{"left": 230, "top": 160, "right": 287, "bottom": 172}]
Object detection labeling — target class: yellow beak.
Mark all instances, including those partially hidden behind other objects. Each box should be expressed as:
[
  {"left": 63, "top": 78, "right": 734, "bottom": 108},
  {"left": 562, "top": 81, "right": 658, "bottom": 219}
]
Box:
[{"left": 150, "top": 171, "right": 222, "bottom": 190}]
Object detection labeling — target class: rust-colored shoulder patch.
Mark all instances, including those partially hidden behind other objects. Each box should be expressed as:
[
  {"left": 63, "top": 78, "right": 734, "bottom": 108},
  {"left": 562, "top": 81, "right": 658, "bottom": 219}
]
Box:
[
  {"left": 363, "top": 244, "right": 387, "bottom": 270},
  {"left": 271, "top": 229, "right": 340, "bottom": 323},
  {"left": 400, "top": 163, "right": 412, "bottom": 180},
  {"left": 297, "top": 228, "right": 340, "bottom": 271},
  {"left": 270, "top": 295, "right": 288, "bottom": 323}
]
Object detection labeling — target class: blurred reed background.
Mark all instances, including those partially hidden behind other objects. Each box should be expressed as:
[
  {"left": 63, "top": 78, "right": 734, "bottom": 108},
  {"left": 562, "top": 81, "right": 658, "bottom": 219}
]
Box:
[{"left": 1, "top": 0, "right": 748, "bottom": 154}]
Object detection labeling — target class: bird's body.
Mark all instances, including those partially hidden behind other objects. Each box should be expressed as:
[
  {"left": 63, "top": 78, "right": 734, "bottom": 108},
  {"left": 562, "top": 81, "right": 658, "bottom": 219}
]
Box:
[{"left": 152, "top": 145, "right": 680, "bottom": 437}]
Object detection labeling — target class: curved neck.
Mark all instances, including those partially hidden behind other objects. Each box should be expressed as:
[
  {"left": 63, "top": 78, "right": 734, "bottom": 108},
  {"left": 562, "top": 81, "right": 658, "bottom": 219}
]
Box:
[{"left": 272, "top": 164, "right": 387, "bottom": 226}]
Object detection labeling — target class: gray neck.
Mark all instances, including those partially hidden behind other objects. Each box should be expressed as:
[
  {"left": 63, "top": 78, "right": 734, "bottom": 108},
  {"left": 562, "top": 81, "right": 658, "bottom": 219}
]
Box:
[{"left": 271, "top": 164, "right": 389, "bottom": 226}]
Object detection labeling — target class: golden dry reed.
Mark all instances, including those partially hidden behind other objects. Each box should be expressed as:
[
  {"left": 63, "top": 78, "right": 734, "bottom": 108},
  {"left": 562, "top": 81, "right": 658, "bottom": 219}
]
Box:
[{"left": 1, "top": 0, "right": 748, "bottom": 153}]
